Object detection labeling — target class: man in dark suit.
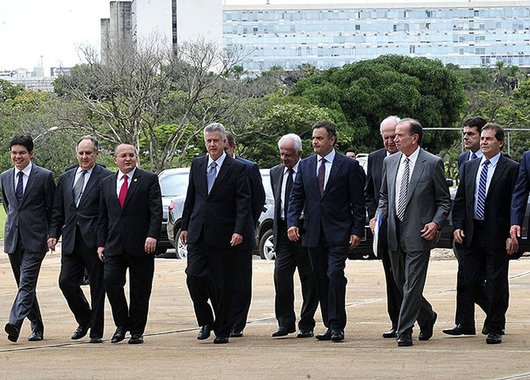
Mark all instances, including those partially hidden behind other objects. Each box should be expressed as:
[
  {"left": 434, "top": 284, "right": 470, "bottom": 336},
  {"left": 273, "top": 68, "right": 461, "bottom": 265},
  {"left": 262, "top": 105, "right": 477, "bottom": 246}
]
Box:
[
  {"left": 443, "top": 116, "right": 488, "bottom": 337},
  {"left": 511, "top": 149, "right": 530, "bottom": 248},
  {"left": 453, "top": 123, "right": 518, "bottom": 344},
  {"left": 224, "top": 131, "right": 265, "bottom": 338},
  {"left": 1, "top": 135, "right": 55, "bottom": 342},
  {"left": 288, "top": 120, "right": 365, "bottom": 342},
  {"left": 48, "top": 136, "right": 112, "bottom": 343},
  {"left": 270, "top": 133, "right": 318, "bottom": 338},
  {"left": 97, "top": 143, "right": 162, "bottom": 345},
  {"left": 365, "top": 115, "right": 402, "bottom": 339},
  {"left": 375, "top": 118, "right": 451, "bottom": 347},
  {"left": 181, "top": 123, "right": 251, "bottom": 344}
]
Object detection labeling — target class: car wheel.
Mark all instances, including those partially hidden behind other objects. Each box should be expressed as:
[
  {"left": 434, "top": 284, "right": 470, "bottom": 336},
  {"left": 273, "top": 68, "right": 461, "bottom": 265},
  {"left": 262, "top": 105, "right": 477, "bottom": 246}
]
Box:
[
  {"left": 259, "top": 229, "right": 275, "bottom": 260},
  {"left": 174, "top": 228, "right": 188, "bottom": 260}
]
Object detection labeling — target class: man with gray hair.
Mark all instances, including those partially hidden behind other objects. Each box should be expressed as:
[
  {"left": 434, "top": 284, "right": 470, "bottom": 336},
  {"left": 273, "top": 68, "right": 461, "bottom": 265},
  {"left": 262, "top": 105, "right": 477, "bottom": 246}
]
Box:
[
  {"left": 181, "top": 122, "right": 251, "bottom": 344},
  {"left": 270, "top": 133, "right": 318, "bottom": 338},
  {"left": 366, "top": 116, "right": 402, "bottom": 339}
]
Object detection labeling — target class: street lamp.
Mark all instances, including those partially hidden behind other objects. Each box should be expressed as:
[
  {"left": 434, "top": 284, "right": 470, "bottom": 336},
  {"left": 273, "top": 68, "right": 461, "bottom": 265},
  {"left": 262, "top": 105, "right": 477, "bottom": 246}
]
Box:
[{"left": 34, "top": 126, "right": 59, "bottom": 141}]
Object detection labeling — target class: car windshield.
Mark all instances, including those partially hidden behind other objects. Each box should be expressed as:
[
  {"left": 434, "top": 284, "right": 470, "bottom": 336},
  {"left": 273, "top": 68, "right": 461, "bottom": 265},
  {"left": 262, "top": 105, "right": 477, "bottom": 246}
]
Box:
[{"left": 159, "top": 173, "right": 189, "bottom": 197}]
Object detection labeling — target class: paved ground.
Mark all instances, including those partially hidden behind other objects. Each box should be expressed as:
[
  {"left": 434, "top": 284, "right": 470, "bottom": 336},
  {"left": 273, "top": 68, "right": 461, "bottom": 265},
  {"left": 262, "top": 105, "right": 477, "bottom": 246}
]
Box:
[{"left": 1, "top": 250, "right": 530, "bottom": 379}]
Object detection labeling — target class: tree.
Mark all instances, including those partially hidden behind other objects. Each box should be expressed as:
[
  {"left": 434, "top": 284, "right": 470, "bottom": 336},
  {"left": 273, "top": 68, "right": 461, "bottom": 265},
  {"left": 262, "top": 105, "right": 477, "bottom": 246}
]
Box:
[
  {"left": 55, "top": 39, "right": 247, "bottom": 172},
  {"left": 291, "top": 55, "right": 466, "bottom": 154}
]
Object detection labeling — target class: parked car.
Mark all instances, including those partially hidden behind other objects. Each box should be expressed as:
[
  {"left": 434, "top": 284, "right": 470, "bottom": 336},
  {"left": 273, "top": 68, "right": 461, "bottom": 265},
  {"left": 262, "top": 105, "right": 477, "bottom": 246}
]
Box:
[
  {"left": 157, "top": 168, "right": 192, "bottom": 256},
  {"left": 166, "top": 168, "right": 276, "bottom": 260}
]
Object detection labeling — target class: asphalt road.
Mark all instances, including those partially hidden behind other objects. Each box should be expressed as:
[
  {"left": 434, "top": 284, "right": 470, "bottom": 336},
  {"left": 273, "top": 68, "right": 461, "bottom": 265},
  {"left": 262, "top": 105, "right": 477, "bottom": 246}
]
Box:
[{"left": 1, "top": 250, "right": 530, "bottom": 379}]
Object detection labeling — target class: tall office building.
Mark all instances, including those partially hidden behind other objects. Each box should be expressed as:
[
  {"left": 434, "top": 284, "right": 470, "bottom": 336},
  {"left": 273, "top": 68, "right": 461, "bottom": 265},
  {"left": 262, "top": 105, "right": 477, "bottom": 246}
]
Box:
[
  {"left": 223, "top": 0, "right": 530, "bottom": 72},
  {"left": 101, "top": 1, "right": 133, "bottom": 63}
]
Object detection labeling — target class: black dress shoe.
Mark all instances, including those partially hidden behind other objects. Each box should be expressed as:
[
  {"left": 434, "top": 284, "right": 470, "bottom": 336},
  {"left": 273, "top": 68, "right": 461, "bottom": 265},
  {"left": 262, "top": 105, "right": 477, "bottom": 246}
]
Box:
[
  {"left": 89, "top": 337, "right": 103, "bottom": 343},
  {"left": 486, "top": 332, "right": 502, "bottom": 344},
  {"left": 5, "top": 323, "right": 19, "bottom": 343},
  {"left": 213, "top": 336, "right": 229, "bottom": 344},
  {"left": 128, "top": 334, "right": 144, "bottom": 344},
  {"left": 442, "top": 324, "right": 476, "bottom": 336},
  {"left": 382, "top": 327, "right": 397, "bottom": 338},
  {"left": 397, "top": 331, "right": 413, "bottom": 347},
  {"left": 482, "top": 326, "right": 505, "bottom": 336},
  {"left": 271, "top": 327, "right": 295, "bottom": 337},
  {"left": 71, "top": 324, "right": 90, "bottom": 340},
  {"left": 197, "top": 325, "right": 213, "bottom": 340},
  {"left": 315, "top": 329, "right": 332, "bottom": 341},
  {"left": 230, "top": 330, "right": 243, "bottom": 338},
  {"left": 297, "top": 329, "right": 314, "bottom": 338},
  {"left": 331, "top": 330, "right": 344, "bottom": 342},
  {"left": 419, "top": 312, "right": 437, "bottom": 341},
  {"left": 111, "top": 327, "right": 127, "bottom": 343},
  {"left": 28, "top": 330, "right": 43, "bottom": 341}
]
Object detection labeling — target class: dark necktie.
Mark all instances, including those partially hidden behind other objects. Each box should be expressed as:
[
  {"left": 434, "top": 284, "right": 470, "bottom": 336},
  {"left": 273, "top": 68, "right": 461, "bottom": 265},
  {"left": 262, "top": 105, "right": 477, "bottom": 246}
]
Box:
[
  {"left": 284, "top": 168, "right": 294, "bottom": 220},
  {"left": 73, "top": 170, "right": 87, "bottom": 206},
  {"left": 317, "top": 158, "right": 326, "bottom": 196},
  {"left": 15, "top": 171, "right": 24, "bottom": 204},
  {"left": 207, "top": 162, "right": 217, "bottom": 194},
  {"left": 118, "top": 174, "right": 128, "bottom": 208},
  {"left": 476, "top": 160, "right": 490, "bottom": 220},
  {"left": 471, "top": 152, "right": 478, "bottom": 160},
  {"left": 397, "top": 158, "right": 410, "bottom": 221}
]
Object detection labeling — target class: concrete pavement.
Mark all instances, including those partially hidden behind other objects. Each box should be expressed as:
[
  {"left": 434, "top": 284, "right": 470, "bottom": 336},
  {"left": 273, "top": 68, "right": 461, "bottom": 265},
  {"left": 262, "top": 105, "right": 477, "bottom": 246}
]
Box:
[{"left": 1, "top": 251, "right": 530, "bottom": 379}]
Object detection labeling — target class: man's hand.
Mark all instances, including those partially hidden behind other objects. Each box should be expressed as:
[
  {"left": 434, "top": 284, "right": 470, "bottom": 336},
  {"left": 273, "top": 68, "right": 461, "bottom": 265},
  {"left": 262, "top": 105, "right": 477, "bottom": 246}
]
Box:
[
  {"left": 453, "top": 229, "right": 465, "bottom": 245},
  {"left": 421, "top": 222, "right": 439, "bottom": 241},
  {"left": 287, "top": 226, "right": 300, "bottom": 242},
  {"left": 510, "top": 225, "right": 521, "bottom": 241},
  {"left": 180, "top": 230, "right": 188, "bottom": 245},
  {"left": 350, "top": 234, "right": 361, "bottom": 249},
  {"left": 506, "top": 237, "right": 519, "bottom": 255},
  {"left": 47, "top": 238, "right": 57, "bottom": 251},
  {"left": 145, "top": 237, "right": 157, "bottom": 254},
  {"left": 97, "top": 247, "right": 105, "bottom": 262},
  {"left": 230, "top": 233, "right": 243, "bottom": 247},
  {"left": 369, "top": 218, "right": 376, "bottom": 234}
]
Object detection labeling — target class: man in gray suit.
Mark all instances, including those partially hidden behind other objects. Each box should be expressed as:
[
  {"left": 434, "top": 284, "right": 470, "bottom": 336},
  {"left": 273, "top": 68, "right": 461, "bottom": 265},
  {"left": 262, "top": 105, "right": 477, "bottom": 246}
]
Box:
[
  {"left": 375, "top": 118, "right": 451, "bottom": 347},
  {"left": 1, "top": 135, "right": 56, "bottom": 342}
]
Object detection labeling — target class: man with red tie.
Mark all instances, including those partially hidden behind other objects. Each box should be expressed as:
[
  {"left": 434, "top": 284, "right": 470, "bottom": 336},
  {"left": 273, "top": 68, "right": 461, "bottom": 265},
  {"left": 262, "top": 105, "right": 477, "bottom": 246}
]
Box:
[{"left": 97, "top": 143, "right": 162, "bottom": 344}]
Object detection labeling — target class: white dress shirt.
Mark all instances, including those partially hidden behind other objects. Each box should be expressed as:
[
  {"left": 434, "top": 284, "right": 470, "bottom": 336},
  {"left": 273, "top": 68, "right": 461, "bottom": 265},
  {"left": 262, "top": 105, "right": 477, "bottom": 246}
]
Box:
[
  {"left": 316, "top": 149, "right": 336, "bottom": 192},
  {"left": 395, "top": 147, "right": 420, "bottom": 215}
]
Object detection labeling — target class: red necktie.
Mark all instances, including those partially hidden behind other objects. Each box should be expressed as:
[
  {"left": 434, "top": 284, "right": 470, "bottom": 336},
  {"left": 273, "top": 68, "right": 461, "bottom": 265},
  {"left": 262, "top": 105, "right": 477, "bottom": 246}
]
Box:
[{"left": 119, "top": 175, "right": 128, "bottom": 208}]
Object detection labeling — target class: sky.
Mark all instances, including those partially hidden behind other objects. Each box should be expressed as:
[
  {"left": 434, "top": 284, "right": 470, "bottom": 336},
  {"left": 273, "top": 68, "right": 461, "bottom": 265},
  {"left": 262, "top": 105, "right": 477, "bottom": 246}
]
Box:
[{"left": 0, "top": 0, "right": 509, "bottom": 73}]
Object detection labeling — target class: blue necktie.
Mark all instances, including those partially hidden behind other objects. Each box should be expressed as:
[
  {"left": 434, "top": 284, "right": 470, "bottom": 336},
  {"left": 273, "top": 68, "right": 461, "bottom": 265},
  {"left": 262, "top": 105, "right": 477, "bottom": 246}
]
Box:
[
  {"left": 15, "top": 171, "right": 24, "bottom": 204},
  {"left": 207, "top": 162, "right": 217, "bottom": 194},
  {"left": 476, "top": 160, "right": 490, "bottom": 220},
  {"left": 471, "top": 152, "right": 478, "bottom": 160},
  {"left": 317, "top": 158, "right": 326, "bottom": 196}
]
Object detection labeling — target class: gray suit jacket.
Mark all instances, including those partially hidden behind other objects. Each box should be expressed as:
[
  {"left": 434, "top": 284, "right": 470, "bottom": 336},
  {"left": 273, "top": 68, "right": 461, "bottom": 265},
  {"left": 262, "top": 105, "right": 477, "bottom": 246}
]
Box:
[
  {"left": 376, "top": 148, "right": 451, "bottom": 252},
  {"left": 1, "top": 163, "right": 56, "bottom": 254}
]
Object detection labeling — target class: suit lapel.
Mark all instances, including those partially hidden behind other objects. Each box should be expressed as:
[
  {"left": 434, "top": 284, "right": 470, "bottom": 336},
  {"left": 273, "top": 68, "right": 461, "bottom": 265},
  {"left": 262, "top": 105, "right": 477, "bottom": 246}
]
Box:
[
  {"left": 466, "top": 159, "right": 480, "bottom": 205},
  {"left": 21, "top": 164, "right": 38, "bottom": 206},
  {"left": 79, "top": 167, "right": 96, "bottom": 205},
  {"left": 272, "top": 166, "right": 283, "bottom": 216},
  {"left": 486, "top": 156, "right": 507, "bottom": 200},
  {"left": 210, "top": 156, "right": 231, "bottom": 196},
  {"left": 406, "top": 149, "right": 426, "bottom": 206},
  {"left": 122, "top": 169, "right": 141, "bottom": 209},
  {"left": 388, "top": 153, "right": 401, "bottom": 207},
  {"left": 323, "top": 154, "right": 342, "bottom": 197},
  {"left": 309, "top": 155, "right": 319, "bottom": 195}
]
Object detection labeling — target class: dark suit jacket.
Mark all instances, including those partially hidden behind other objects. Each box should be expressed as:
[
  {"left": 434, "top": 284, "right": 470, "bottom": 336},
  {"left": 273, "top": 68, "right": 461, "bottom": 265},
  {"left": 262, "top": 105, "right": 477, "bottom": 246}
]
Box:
[
  {"left": 181, "top": 154, "right": 251, "bottom": 249},
  {"left": 453, "top": 155, "right": 519, "bottom": 249},
  {"left": 365, "top": 148, "right": 387, "bottom": 219},
  {"left": 49, "top": 164, "right": 113, "bottom": 254},
  {"left": 376, "top": 149, "right": 451, "bottom": 252},
  {"left": 287, "top": 151, "right": 365, "bottom": 248},
  {"left": 511, "top": 150, "right": 530, "bottom": 226},
  {"left": 97, "top": 168, "right": 162, "bottom": 256},
  {"left": 0, "top": 163, "right": 56, "bottom": 254}
]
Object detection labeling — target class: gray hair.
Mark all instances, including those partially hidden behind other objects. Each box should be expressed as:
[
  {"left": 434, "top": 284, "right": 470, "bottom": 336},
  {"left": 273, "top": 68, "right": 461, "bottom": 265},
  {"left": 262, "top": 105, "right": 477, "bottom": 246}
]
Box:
[
  {"left": 203, "top": 122, "right": 226, "bottom": 140},
  {"left": 76, "top": 135, "right": 99, "bottom": 152},
  {"left": 379, "top": 115, "right": 401, "bottom": 133},
  {"left": 278, "top": 133, "right": 302, "bottom": 153}
]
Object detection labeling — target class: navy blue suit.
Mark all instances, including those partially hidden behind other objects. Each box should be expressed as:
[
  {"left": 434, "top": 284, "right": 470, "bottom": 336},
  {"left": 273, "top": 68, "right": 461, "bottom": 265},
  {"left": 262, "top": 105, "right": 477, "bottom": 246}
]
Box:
[
  {"left": 288, "top": 151, "right": 365, "bottom": 331},
  {"left": 511, "top": 150, "right": 530, "bottom": 227},
  {"left": 230, "top": 156, "right": 266, "bottom": 334}
]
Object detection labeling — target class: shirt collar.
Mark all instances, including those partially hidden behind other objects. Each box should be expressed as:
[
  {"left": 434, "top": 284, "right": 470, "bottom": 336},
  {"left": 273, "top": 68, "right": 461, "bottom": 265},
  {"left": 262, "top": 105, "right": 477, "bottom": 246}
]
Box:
[
  {"left": 118, "top": 168, "right": 136, "bottom": 180},
  {"left": 471, "top": 150, "right": 483, "bottom": 159},
  {"left": 481, "top": 152, "right": 501, "bottom": 167},
  {"left": 208, "top": 152, "right": 226, "bottom": 168},
  {"left": 77, "top": 165, "right": 94, "bottom": 175},
  {"left": 401, "top": 146, "right": 420, "bottom": 164},
  {"left": 318, "top": 149, "right": 335, "bottom": 164},
  {"left": 284, "top": 159, "right": 300, "bottom": 175},
  {"left": 17, "top": 161, "right": 32, "bottom": 176}
]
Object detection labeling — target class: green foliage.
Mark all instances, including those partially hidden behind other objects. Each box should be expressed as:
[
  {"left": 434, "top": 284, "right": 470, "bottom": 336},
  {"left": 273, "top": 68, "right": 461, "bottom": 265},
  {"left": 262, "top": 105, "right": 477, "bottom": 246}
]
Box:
[
  {"left": 0, "top": 80, "right": 24, "bottom": 102},
  {"left": 291, "top": 55, "right": 466, "bottom": 154}
]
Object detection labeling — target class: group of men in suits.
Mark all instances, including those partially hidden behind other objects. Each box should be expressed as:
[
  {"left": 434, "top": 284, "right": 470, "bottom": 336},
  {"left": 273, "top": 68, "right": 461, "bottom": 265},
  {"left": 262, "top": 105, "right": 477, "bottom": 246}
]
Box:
[
  {"left": 2, "top": 136, "right": 162, "bottom": 345},
  {"left": 370, "top": 115, "right": 525, "bottom": 346}
]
